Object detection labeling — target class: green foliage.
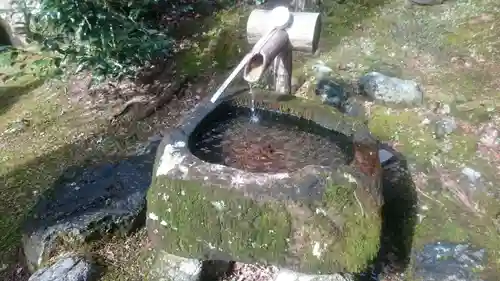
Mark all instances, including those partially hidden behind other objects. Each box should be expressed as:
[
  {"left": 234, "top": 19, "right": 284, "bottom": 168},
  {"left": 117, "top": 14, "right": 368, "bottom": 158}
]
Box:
[
  {"left": 0, "top": 46, "right": 60, "bottom": 82},
  {"left": 30, "top": 0, "right": 174, "bottom": 81}
]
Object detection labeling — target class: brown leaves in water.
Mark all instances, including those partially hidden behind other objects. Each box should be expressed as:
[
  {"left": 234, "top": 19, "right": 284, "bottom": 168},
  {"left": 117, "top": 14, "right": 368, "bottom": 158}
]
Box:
[
  {"left": 230, "top": 141, "right": 290, "bottom": 173},
  {"left": 218, "top": 119, "right": 346, "bottom": 174}
]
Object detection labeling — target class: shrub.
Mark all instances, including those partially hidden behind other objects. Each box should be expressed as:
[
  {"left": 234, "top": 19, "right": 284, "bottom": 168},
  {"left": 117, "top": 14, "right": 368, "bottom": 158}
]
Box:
[{"left": 30, "top": 0, "right": 176, "bottom": 81}]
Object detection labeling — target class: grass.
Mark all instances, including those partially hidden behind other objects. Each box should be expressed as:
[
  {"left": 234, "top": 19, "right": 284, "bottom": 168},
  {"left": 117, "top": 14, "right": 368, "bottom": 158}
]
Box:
[{"left": 2, "top": 0, "right": 500, "bottom": 280}]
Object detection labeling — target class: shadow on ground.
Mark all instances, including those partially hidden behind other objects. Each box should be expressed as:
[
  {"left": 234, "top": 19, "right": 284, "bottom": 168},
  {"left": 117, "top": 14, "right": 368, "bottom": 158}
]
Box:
[
  {"left": 355, "top": 145, "right": 418, "bottom": 281},
  {"left": 0, "top": 80, "right": 45, "bottom": 116}
]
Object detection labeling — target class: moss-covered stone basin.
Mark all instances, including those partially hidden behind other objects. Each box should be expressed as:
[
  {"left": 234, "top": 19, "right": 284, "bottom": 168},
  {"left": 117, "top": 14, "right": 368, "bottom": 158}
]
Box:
[{"left": 146, "top": 89, "right": 384, "bottom": 276}]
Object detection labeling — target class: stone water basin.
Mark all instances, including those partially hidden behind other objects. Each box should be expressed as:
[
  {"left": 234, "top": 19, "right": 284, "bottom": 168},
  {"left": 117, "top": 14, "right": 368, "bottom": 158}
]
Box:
[{"left": 146, "top": 89, "right": 384, "bottom": 279}]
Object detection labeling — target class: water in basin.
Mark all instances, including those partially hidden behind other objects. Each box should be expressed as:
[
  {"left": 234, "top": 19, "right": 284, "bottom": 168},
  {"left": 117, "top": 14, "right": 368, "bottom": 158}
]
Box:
[{"left": 189, "top": 103, "right": 353, "bottom": 173}]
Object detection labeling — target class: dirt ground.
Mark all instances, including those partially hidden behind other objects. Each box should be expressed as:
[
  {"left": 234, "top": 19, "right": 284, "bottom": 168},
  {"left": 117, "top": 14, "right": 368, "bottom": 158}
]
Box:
[{"left": 1, "top": 0, "right": 500, "bottom": 280}]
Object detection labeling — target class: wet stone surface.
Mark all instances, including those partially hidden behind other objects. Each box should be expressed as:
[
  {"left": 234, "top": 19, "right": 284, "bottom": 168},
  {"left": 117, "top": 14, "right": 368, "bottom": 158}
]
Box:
[
  {"left": 22, "top": 141, "right": 159, "bottom": 271},
  {"left": 413, "top": 242, "right": 486, "bottom": 281},
  {"left": 28, "top": 253, "right": 98, "bottom": 281}
]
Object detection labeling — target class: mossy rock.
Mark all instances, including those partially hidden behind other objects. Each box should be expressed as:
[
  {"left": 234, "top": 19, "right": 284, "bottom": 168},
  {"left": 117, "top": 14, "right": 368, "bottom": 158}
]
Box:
[{"left": 146, "top": 90, "right": 383, "bottom": 275}]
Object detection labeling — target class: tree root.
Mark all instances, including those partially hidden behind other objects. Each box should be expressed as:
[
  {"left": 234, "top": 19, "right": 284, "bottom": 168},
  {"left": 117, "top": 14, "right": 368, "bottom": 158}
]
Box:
[{"left": 112, "top": 76, "right": 190, "bottom": 121}]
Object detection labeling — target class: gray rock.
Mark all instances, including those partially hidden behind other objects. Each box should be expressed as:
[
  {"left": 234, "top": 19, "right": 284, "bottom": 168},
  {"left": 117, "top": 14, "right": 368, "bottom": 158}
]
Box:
[
  {"left": 435, "top": 117, "right": 457, "bottom": 138},
  {"left": 461, "top": 167, "right": 481, "bottom": 184},
  {"left": 148, "top": 251, "right": 204, "bottom": 281},
  {"left": 22, "top": 142, "right": 159, "bottom": 271},
  {"left": 28, "top": 254, "right": 98, "bottom": 281},
  {"left": 315, "top": 78, "right": 346, "bottom": 109},
  {"left": 414, "top": 242, "right": 486, "bottom": 281},
  {"left": 478, "top": 123, "right": 499, "bottom": 147},
  {"left": 359, "top": 72, "right": 424, "bottom": 105}
]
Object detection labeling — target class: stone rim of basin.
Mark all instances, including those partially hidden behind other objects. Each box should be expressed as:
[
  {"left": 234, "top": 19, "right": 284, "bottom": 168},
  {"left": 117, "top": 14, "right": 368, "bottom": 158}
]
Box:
[{"left": 155, "top": 89, "right": 383, "bottom": 205}]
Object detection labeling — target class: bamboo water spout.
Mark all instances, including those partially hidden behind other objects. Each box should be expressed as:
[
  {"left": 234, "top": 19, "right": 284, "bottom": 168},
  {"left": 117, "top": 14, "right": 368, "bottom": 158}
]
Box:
[
  {"left": 243, "top": 6, "right": 321, "bottom": 95},
  {"left": 243, "top": 29, "right": 292, "bottom": 94},
  {"left": 209, "top": 6, "right": 321, "bottom": 103}
]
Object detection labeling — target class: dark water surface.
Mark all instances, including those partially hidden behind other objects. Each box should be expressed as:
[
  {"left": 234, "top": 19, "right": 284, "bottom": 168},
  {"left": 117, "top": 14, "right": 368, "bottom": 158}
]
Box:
[{"left": 189, "top": 104, "right": 353, "bottom": 173}]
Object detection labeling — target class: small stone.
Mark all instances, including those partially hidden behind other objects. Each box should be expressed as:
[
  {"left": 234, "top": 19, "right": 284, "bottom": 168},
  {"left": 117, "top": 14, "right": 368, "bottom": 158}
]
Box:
[
  {"left": 315, "top": 78, "right": 346, "bottom": 109},
  {"left": 461, "top": 167, "right": 481, "bottom": 183},
  {"left": 359, "top": 72, "right": 423, "bottom": 105},
  {"left": 28, "top": 254, "right": 98, "bottom": 281},
  {"left": 479, "top": 123, "right": 499, "bottom": 147},
  {"left": 413, "top": 242, "right": 486, "bottom": 281},
  {"left": 149, "top": 252, "right": 204, "bottom": 281},
  {"left": 421, "top": 118, "right": 431, "bottom": 125},
  {"left": 346, "top": 62, "right": 356, "bottom": 69},
  {"left": 3, "top": 118, "right": 31, "bottom": 135},
  {"left": 434, "top": 117, "right": 457, "bottom": 138},
  {"left": 436, "top": 103, "right": 451, "bottom": 115}
]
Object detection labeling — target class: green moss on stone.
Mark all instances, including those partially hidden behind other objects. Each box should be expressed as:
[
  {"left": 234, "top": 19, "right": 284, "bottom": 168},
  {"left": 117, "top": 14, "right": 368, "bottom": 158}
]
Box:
[
  {"left": 148, "top": 173, "right": 382, "bottom": 274},
  {"left": 147, "top": 178, "right": 291, "bottom": 264},
  {"left": 323, "top": 180, "right": 381, "bottom": 272},
  {"left": 279, "top": 176, "right": 381, "bottom": 274}
]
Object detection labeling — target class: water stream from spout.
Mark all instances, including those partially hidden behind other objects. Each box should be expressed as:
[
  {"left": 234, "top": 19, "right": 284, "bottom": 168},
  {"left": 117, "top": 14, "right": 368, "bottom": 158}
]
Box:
[{"left": 249, "top": 83, "right": 259, "bottom": 123}]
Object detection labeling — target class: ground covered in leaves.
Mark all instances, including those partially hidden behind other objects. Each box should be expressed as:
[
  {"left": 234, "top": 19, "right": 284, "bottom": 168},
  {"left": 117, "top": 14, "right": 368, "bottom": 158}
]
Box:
[{"left": 1, "top": 0, "right": 500, "bottom": 280}]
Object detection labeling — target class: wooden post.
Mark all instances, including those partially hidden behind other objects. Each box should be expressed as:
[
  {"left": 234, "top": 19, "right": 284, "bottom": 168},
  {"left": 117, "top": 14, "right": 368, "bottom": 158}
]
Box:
[
  {"left": 246, "top": 9, "right": 321, "bottom": 54},
  {"left": 273, "top": 46, "right": 292, "bottom": 94}
]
